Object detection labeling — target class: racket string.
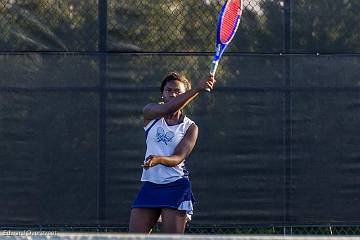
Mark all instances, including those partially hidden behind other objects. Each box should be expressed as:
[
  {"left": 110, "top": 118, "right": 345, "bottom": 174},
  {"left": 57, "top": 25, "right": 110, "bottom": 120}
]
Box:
[{"left": 220, "top": 0, "right": 241, "bottom": 43}]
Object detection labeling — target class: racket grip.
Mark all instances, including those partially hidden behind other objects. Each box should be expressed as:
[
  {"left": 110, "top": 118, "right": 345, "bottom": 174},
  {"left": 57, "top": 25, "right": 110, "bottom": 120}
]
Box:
[
  {"left": 210, "top": 60, "right": 218, "bottom": 76},
  {"left": 205, "top": 61, "right": 218, "bottom": 92}
]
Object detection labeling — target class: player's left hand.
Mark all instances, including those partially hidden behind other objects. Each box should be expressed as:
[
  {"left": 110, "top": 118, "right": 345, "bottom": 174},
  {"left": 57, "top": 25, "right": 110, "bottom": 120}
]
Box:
[{"left": 142, "top": 155, "right": 161, "bottom": 170}]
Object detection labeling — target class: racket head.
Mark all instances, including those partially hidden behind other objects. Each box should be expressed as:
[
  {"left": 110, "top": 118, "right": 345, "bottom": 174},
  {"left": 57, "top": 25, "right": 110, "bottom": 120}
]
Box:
[{"left": 217, "top": 0, "right": 243, "bottom": 45}]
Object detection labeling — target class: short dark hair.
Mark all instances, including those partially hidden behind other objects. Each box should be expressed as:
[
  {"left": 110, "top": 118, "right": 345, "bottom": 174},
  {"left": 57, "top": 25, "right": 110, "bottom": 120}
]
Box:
[{"left": 160, "top": 72, "right": 191, "bottom": 93}]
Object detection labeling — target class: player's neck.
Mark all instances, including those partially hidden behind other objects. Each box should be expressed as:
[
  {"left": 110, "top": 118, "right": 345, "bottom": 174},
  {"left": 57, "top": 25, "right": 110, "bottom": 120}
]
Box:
[{"left": 165, "top": 111, "right": 183, "bottom": 125}]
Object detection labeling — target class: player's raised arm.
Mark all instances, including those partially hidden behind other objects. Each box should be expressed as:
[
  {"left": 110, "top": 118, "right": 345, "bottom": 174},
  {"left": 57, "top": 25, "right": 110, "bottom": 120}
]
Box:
[{"left": 143, "top": 73, "right": 215, "bottom": 124}]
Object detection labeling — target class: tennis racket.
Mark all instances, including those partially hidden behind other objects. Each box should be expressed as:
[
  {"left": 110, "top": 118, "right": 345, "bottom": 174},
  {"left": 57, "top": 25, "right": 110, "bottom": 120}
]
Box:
[{"left": 206, "top": 0, "right": 243, "bottom": 92}]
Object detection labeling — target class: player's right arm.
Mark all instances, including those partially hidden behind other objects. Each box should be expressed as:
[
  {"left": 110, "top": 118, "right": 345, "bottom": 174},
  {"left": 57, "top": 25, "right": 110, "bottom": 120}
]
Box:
[{"left": 143, "top": 76, "right": 215, "bottom": 124}]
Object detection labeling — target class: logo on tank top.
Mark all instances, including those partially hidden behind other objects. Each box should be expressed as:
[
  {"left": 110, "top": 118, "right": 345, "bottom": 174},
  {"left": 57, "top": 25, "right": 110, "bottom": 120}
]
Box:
[{"left": 156, "top": 127, "right": 174, "bottom": 145}]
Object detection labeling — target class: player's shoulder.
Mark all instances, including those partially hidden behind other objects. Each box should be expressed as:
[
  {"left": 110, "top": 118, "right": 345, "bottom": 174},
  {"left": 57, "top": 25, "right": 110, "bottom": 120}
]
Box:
[
  {"left": 183, "top": 115, "right": 194, "bottom": 122},
  {"left": 184, "top": 117, "right": 198, "bottom": 131},
  {"left": 185, "top": 122, "right": 198, "bottom": 138},
  {"left": 190, "top": 122, "right": 198, "bottom": 130},
  {"left": 182, "top": 115, "right": 194, "bottom": 125}
]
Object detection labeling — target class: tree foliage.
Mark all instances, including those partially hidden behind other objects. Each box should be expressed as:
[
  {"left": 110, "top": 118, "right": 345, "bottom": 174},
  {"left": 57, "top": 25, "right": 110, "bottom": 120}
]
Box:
[{"left": 1, "top": 0, "right": 360, "bottom": 52}]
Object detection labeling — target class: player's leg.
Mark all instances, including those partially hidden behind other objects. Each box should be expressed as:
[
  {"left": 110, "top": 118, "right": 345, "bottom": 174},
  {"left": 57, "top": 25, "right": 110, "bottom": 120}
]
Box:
[
  {"left": 129, "top": 208, "right": 161, "bottom": 233},
  {"left": 160, "top": 208, "right": 187, "bottom": 233}
]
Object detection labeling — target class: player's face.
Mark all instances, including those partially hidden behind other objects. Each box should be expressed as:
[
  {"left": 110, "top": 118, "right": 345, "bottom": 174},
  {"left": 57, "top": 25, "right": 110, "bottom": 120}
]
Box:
[{"left": 162, "top": 80, "right": 187, "bottom": 102}]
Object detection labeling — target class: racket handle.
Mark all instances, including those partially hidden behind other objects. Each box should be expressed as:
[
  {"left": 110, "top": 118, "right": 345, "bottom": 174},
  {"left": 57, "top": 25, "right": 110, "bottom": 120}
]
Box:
[
  {"left": 210, "top": 60, "right": 218, "bottom": 76},
  {"left": 205, "top": 61, "right": 218, "bottom": 92}
]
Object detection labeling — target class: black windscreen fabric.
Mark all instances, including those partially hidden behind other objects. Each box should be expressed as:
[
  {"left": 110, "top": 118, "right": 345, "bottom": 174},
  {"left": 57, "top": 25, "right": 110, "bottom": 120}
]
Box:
[
  {"left": 0, "top": 92, "right": 99, "bottom": 225},
  {"left": 187, "top": 91, "right": 285, "bottom": 225},
  {"left": 0, "top": 54, "right": 100, "bottom": 225},
  {"left": 0, "top": 54, "right": 99, "bottom": 88},
  {"left": 105, "top": 91, "right": 148, "bottom": 225},
  {"left": 291, "top": 56, "right": 360, "bottom": 87},
  {"left": 288, "top": 56, "right": 360, "bottom": 223},
  {"left": 1, "top": 0, "right": 360, "bottom": 228},
  {"left": 290, "top": 92, "right": 360, "bottom": 224},
  {"left": 1, "top": 54, "right": 360, "bottom": 226}
]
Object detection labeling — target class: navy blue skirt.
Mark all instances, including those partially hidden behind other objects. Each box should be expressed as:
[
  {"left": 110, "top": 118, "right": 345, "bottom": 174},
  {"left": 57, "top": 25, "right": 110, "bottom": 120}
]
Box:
[{"left": 132, "top": 178, "right": 195, "bottom": 215}]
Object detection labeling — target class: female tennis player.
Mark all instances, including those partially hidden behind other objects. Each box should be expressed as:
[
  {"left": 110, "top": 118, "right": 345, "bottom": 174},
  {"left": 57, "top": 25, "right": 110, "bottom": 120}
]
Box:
[{"left": 129, "top": 72, "right": 216, "bottom": 233}]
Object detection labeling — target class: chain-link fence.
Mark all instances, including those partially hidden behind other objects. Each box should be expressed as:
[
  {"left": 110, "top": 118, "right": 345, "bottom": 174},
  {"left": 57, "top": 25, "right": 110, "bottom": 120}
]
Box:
[
  {"left": 3, "top": 0, "right": 359, "bottom": 53},
  {"left": 1, "top": 0, "right": 360, "bottom": 235}
]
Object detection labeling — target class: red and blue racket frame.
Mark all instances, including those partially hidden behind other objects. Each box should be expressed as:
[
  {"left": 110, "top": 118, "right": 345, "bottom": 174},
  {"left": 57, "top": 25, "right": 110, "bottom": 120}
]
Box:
[{"left": 209, "top": 0, "right": 243, "bottom": 79}]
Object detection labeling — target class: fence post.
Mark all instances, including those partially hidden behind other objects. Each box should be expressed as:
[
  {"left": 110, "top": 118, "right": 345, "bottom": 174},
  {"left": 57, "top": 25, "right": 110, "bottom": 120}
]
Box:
[
  {"left": 283, "top": 0, "right": 292, "bottom": 233},
  {"left": 98, "top": 0, "right": 108, "bottom": 228}
]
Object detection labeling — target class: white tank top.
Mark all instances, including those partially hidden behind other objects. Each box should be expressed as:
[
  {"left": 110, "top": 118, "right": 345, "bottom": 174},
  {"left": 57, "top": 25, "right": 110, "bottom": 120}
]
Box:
[{"left": 141, "top": 116, "right": 195, "bottom": 184}]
